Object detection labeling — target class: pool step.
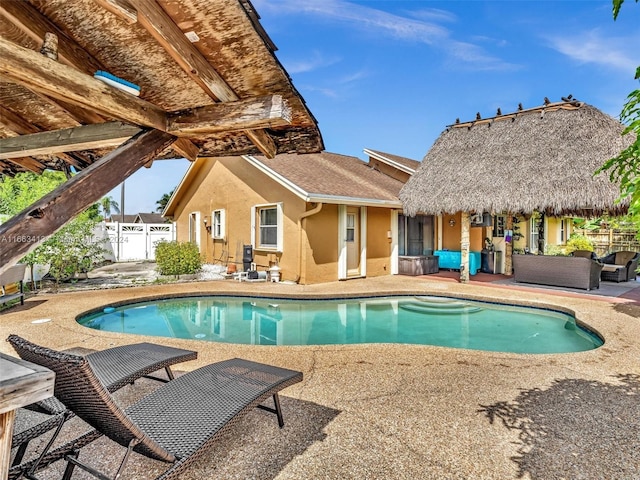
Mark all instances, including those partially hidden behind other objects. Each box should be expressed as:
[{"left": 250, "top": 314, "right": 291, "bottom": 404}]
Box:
[{"left": 401, "top": 296, "right": 483, "bottom": 314}]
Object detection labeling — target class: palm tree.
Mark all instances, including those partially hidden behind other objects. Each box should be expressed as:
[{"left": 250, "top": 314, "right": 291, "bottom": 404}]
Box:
[
  {"left": 156, "top": 190, "right": 174, "bottom": 213},
  {"left": 100, "top": 196, "right": 120, "bottom": 220}
]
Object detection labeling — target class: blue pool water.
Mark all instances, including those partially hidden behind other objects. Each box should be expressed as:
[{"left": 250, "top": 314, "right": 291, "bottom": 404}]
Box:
[{"left": 77, "top": 295, "right": 603, "bottom": 354}]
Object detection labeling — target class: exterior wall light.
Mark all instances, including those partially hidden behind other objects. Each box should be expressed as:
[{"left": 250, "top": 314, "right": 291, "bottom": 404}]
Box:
[{"left": 449, "top": 218, "right": 456, "bottom": 227}]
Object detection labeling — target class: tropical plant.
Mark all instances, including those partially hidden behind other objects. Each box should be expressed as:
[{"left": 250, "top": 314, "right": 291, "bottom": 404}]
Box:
[
  {"left": 0, "top": 172, "right": 106, "bottom": 288},
  {"left": 0, "top": 171, "right": 65, "bottom": 214},
  {"left": 597, "top": 0, "right": 640, "bottom": 217},
  {"left": 99, "top": 196, "right": 120, "bottom": 220},
  {"left": 155, "top": 189, "right": 174, "bottom": 213},
  {"left": 565, "top": 234, "right": 595, "bottom": 254},
  {"left": 33, "top": 210, "right": 106, "bottom": 288}
]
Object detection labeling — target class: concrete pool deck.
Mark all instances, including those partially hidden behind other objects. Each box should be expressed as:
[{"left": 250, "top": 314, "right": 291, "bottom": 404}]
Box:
[{"left": 2, "top": 273, "right": 640, "bottom": 479}]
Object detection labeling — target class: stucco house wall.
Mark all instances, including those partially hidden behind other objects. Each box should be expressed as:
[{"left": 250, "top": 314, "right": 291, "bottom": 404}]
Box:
[{"left": 168, "top": 156, "right": 398, "bottom": 284}]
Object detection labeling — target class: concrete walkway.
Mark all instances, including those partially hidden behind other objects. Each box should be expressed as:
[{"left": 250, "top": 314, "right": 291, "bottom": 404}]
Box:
[{"left": 2, "top": 273, "right": 639, "bottom": 479}]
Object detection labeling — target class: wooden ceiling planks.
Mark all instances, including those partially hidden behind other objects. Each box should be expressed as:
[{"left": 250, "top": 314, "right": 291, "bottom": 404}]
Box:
[{"left": 0, "top": 0, "right": 323, "bottom": 173}]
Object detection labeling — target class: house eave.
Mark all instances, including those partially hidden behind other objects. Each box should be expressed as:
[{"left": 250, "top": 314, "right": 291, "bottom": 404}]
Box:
[{"left": 363, "top": 148, "right": 416, "bottom": 175}]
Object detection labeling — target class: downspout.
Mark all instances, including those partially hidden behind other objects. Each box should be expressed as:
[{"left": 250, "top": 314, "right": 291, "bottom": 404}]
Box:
[{"left": 296, "top": 203, "right": 323, "bottom": 283}]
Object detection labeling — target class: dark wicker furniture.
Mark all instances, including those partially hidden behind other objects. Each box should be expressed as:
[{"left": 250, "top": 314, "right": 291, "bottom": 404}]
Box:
[
  {"left": 512, "top": 254, "right": 603, "bottom": 290},
  {"left": 9, "top": 339, "right": 197, "bottom": 480},
  {"left": 8, "top": 335, "right": 303, "bottom": 480},
  {"left": 600, "top": 251, "right": 639, "bottom": 282}
]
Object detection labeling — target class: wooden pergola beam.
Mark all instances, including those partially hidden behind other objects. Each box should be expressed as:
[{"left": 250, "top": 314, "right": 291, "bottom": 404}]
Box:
[
  {"left": 0, "top": 37, "right": 167, "bottom": 131},
  {"left": 0, "top": 122, "right": 141, "bottom": 160},
  {"left": 167, "top": 95, "right": 291, "bottom": 135},
  {"left": 5, "top": 157, "right": 46, "bottom": 173},
  {"left": 0, "top": 94, "right": 289, "bottom": 160},
  {"left": 0, "top": 105, "right": 74, "bottom": 170},
  {"left": 93, "top": 0, "right": 137, "bottom": 24},
  {"left": 0, "top": 129, "right": 177, "bottom": 274},
  {"left": 132, "top": 0, "right": 278, "bottom": 158}
]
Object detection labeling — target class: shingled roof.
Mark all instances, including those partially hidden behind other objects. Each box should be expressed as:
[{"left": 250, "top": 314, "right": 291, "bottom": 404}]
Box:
[
  {"left": 248, "top": 152, "right": 404, "bottom": 205},
  {"left": 400, "top": 99, "right": 634, "bottom": 217}
]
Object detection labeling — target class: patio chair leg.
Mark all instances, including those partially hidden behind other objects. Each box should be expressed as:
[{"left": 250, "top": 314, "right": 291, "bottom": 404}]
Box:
[
  {"left": 143, "top": 366, "right": 175, "bottom": 383},
  {"left": 61, "top": 438, "right": 140, "bottom": 480},
  {"left": 61, "top": 452, "right": 78, "bottom": 480},
  {"left": 256, "top": 393, "right": 285, "bottom": 428},
  {"left": 25, "top": 411, "right": 72, "bottom": 476},
  {"left": 11, "top": 442, "right": 29, "bottom": 467}
]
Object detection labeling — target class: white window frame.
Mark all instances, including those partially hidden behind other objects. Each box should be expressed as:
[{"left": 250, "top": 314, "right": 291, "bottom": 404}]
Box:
[
  {"left": 212, "top": 209, "right": 225, "bottom": 239},
  {"left": 188, "top": 211, "right": 201, "bottom": 248},
  {"left": 530, "top": 218, "right": 539, "bottom": 253},
  {"left": 250, "top": 203, "right": 283, "bottom": 252}
]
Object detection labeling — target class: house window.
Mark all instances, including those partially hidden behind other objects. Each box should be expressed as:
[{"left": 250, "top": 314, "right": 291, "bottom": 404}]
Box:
[
  {"left": 398, "top": 214, "right": 434, "bottom": 256},
  {"left": 346, "top": 214, "right": 355, "bottom": 242},
  {"left": 530, "top": 219, "right": 539, "bottom": 253},
  {"left": 188, "top": 212, "right": 200, "bottom": 246},
  {"left": 493, "top": 215, "right": 506, "bottom": 238},
  {"left": 251, "top": 203, "right": 283, "bottom": 251},
  {"left": 560, "top": 219, "right": 566, "bottom": 243},
  {"left": 212, "top": 209, "right": 225, "bottom": 239}
]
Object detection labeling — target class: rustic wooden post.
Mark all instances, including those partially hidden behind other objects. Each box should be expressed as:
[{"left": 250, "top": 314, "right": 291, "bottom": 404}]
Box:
[
  {"left": 0, "top": 129, "right": 177, "bottom": 274},
  {"left": 505, "top": 214, "right": 513, "bottom": 275},
  {"left": 39, "top": 33, "right": 58, "bottom": 60},
  {"left": 460, "top": 211, "right": 470, "bottom": 283}
]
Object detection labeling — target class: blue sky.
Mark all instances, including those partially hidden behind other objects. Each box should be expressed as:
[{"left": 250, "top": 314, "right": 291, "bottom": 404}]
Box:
[{"left": 112, "top": 0, "right": 640, "bottom": 215}]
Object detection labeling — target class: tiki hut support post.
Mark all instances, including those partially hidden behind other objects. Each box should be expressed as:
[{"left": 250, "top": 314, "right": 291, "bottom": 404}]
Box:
[
  {"left": 460, "top": 212, "right": 470, "bottom": 283},
  {"left": 537, "top": 212, "right": 545, "bottom": 254},
  {"left": 505, "top": 214, "right": 513, "bottom": 275}
]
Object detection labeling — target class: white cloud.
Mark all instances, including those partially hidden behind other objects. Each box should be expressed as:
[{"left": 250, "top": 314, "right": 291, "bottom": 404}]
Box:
[
  {"left": 546, "top": 29, "right": 639, "bottom": 72},
  {"left": 284, "top": 50, "right": 341, "bottom": 74},
  {"left": 254, "top": 0, "right": 514, "bottom": 70}
]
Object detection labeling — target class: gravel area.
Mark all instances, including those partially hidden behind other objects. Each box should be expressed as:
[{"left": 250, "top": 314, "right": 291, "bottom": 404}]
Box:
[{"left": 3, "top": 272, "right": 640, "bottom": 479}]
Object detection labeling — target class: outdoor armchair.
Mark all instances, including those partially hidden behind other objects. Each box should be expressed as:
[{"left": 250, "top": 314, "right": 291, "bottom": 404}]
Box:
[
  {"left": 8, "top": 338, "right": 197, "bottom": 480},
  {"left": 600, "top": 251, "right": 639, "bottom": 282},
  {"left": 8, "top": 335, "right": 303, "bottom": 480}
]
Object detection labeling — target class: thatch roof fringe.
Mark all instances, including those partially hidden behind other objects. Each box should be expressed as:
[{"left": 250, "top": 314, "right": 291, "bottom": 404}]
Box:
[{"left": 400, "top": 101, "right": 635, "bottom": 218}]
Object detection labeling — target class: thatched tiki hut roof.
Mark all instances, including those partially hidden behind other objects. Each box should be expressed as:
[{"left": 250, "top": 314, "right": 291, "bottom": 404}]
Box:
[{"left": 400, "top": 99, "right": 634, "bottom": 218}]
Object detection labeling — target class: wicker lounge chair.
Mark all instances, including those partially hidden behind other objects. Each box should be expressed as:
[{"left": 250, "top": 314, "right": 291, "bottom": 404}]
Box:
[
  {"left": 8, "top": 335, "right": 303, "bottom": 480},
  {"left": 8, "top": 338, "right": 197, "bottom": 480},
  {"left": 600, "top": 251, "right": 639, "bottom": 282}
]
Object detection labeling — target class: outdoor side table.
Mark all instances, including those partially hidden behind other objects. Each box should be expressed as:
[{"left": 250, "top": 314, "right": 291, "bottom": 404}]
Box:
[{"left": 0, "top": 352, "right": 55, "bottom": 478}]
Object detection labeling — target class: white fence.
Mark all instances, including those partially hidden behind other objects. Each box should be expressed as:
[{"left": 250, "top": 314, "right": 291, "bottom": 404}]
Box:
[{"left": 101, "top": 222, "right": 176, "bottom": 261}]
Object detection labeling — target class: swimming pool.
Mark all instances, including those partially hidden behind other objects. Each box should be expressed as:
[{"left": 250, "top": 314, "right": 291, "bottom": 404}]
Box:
[{"left": 77, "top": 295, "right": 603, "bottom": 354}]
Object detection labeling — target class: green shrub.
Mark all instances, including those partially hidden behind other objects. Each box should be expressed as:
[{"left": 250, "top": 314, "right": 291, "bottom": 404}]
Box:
[
  {"left": 565, "top": 234, "right": 594, "bottom": 254},
  {"left": 544, "top": 244, "right": 567, "bottom": 256},
  {"left": 155, "top": 241, "right": 202, "bottom": 276}
]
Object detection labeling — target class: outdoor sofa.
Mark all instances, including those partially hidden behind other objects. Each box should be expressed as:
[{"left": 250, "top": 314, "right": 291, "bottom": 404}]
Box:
[
  {"left": 512, "top": 254, "right": 603, "bottom": 290},
  {"left": 8, "top": 335, "right": 303, "bottom": 480},
  {"left": 599, "top": 251, "right": 639, "bottom": 282}
]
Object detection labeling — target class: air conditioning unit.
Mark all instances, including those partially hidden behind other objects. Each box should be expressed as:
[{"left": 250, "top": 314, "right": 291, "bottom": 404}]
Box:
[
  {"left": 471, "top": 213, "right": 493, "bottom": 227},
  {"left": 470, "top": 213, "right": 484, "bottom": 226}
]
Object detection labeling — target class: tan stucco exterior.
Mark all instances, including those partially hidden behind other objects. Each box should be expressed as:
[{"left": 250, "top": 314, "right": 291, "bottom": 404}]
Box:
[{"left": 168, "top": 157, "right": 398, "bottom": 284}]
